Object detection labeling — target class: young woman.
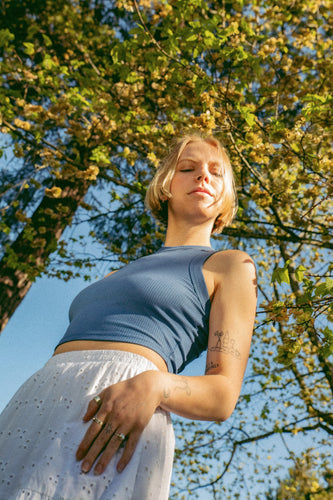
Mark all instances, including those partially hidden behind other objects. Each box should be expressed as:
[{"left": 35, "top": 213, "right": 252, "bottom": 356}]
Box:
[{"left": 0, "top": 134, "right": 257, "bottom": 499}]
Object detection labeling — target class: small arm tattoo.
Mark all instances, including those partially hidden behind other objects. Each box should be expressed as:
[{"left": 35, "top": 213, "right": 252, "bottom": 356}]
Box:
[
  {"left": 205, "top": 361, "right": 220, "bottom": 374},
  {"left": 209, "top": 330, "right": 241, "bottom": 359},
  {"left": 176, "top": 380, "right": 191, "bottom": 395},
  {"left": 163, "top": 380, "right": 191, "bottom": 399},
  {"left": 163, "top": 388, "right": 171, "bottom": 399}
]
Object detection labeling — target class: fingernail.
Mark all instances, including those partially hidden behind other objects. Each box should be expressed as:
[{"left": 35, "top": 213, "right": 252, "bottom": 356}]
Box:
[
  {"left": 94, "top": 464, "right": 103, "bottom": 476},
  {"left": 81, "top": 461, "right": 90, "bottom": 473},
  {"left": 117, "top": 462, "right": 124, "bottom": 473}
]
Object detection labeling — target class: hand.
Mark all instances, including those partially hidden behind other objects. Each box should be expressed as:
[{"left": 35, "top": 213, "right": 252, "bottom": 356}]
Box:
[{"left": 76, "top": 370, "right": 162, "bottom": 475}]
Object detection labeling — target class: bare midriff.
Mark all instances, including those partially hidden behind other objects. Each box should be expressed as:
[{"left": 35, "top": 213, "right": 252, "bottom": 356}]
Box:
[{"left": 53, "top": 340, "right": 168, "bottom": 372}]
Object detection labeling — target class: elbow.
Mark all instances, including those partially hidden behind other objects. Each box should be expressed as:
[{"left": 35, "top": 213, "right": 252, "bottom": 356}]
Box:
[
  {"left": 212, "top": 378, "right": 239, "bottom": 422},
  {"left": 214, "top": 402, "right": 236, "bottom": 422}
]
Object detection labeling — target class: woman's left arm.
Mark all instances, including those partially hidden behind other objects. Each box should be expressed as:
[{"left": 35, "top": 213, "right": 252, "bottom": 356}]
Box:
[{"left": 158, "top": 250, "right": 257, "bottom": 421}]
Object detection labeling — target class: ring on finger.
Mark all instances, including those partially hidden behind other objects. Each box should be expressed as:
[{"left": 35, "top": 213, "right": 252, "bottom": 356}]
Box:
[
  {"left": 115, "top": 432, "right": 126, "bottom": 441},
  {"left": 93, "top": 395, "right": 102, "bottom": 405},
  {"left": 92, "top": 416, "right": 104, "bottom": 427}
]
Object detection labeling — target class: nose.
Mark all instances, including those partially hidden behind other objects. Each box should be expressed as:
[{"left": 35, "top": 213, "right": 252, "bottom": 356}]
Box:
[{"left": 195, "top": 166, "right": 210, "bottom": 182}]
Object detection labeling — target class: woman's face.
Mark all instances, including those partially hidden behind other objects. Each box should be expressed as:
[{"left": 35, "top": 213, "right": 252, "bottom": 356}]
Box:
[{"left": 168, "top": 140, "right": 224, "bottom": 225}]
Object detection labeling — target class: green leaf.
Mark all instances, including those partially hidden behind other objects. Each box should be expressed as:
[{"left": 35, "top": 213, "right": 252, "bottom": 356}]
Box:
[
  {"left": 42, "top": 34, "right": 52, "bottom": 47},
  {"left": 23, "top": 42, "right": 35, "bottom": 56},
  {"left": 272, "top": 267, "right": 290, "bottom": 285},
  {"left": 237, "top": 105, "right": 256, "bottom": 127},
  {"left": 185, "top": 34, "right": 198, "bottom": 42},
  {"left": 42, "top": 54, "right": 57, "bottom": 70},
  {"left": 295, "top": 265, "right": 307, "bottom": 282},
  {"left": 0, "top": 28, "right": 14, "bottom": 47},
  {"left": 314, "top": 278, "right": 333, "bottom": 297},
  {"left": 320, "top": 328, "right": 333, "bottom": 358},
  {"left": 110, "top": 46, "right": 119, "bottom": 64}
]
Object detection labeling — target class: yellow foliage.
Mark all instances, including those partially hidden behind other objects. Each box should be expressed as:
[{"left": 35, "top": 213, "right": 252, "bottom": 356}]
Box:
[
  {"left": 15, "top": 99, "right": 26, "bottom": 107},
  {"left": 24, "top": 104, "right": 45, "bottom": 114},
  {"left": 13, "top": 118, "right": 31, "bottom": 131},
  {"left": 80, "top": 166, "right": 99, "bottom": 181},
  {"left": 22, "top": 69, "right": 37, "bottom": 81},
  {"left": 147, "top": 151, "right": 159, "bottom": 167},
  {"left": 45, "top": 187, "right": 62, "bottom": 198}
]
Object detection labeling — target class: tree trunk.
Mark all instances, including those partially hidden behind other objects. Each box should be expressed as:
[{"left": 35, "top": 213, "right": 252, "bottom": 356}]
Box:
[{"left": 0, "top": 181, "right": 88, "bottom": 333}]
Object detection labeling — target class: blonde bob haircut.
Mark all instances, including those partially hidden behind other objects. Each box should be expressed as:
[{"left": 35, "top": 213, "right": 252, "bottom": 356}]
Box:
[{"left": 145, "top": 134, "right": 238, "bottom": 234}]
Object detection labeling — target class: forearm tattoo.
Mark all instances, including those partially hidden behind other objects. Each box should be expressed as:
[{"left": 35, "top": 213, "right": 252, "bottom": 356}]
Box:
[
  {"left": 163, "top": 379, "right": 191, "bottom": 400},
  {"left": 209, "top": 330, "right": 241, "bottom": 359}
]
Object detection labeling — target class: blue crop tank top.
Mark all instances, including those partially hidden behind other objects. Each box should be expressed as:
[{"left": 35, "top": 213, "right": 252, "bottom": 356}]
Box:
[{"left": 56, "top": 245, "right": 216, "bottom": 373}]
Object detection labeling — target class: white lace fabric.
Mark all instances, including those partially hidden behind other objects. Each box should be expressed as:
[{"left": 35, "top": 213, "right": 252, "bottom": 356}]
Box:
[{"left": 0, "top": 350, "right": 174, "bottom": 500}]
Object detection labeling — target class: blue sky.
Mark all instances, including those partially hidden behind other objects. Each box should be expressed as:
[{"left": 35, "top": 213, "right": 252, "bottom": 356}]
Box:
[{"left": 0, "top": 275, "right": 90, "bottom": 411}]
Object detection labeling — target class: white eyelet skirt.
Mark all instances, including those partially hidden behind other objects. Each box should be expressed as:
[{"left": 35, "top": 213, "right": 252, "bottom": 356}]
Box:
[{"left": 0, "top": 350, "right": 175, "bottom": 500}]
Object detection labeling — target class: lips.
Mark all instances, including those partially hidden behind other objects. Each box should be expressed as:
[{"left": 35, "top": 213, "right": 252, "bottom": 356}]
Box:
[{"left": 189, "top": 187, "right": 213, "bottom": 197}]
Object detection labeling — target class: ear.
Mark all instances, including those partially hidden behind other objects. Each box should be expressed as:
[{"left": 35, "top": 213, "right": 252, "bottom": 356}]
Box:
[
  {"left": 160, "top": 194, "right": 168, "bottom": 202},
  {"left": 214, "top": 213, "right": 223, "bottom": 226}
]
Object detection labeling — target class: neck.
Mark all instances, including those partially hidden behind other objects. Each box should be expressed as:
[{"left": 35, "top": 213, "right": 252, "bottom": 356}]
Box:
[{"left": 164, "top": 220, "right": 213, "bottom": 248}]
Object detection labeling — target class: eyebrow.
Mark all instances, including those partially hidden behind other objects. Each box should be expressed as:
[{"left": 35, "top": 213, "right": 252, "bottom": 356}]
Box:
[
  {"left": 178, "top": 158, "right": 196, "bottom": 163},
  {"left": 178, "top": 158, "right": 222, "bottom": 167}
]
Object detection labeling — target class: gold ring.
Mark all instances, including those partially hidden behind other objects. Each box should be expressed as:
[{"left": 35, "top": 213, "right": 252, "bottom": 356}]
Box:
[
  {"left": 93, "top": 396, "right": 102, "bottom": 405},
  {"left": 115, "top": 432, "right": 126, "bottom": 441},
  {"left": 92, "top": 416, "right": 104, "bottom": 427}
]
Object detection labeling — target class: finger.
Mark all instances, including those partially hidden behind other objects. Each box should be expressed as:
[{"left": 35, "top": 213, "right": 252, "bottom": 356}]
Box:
[
  {"left": 82, "top": 425, "right": 122, "bottom": 474},
  {"left": 82, "top": 394, "right": 103, "bottom": 422},
  {"left": 76, "top": 412, "right": 107, "bottom": 461},
  {"left": 93, "top": 430, "right": 129, "bottom": 476},
  {"left": 116, "top": 432, "right": 141, "bottom": 473}
]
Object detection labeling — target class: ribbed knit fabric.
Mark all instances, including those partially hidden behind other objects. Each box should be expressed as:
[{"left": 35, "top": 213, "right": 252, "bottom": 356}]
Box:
[{"left": 56, "top": 246, "right": 216, "bottom": 373}]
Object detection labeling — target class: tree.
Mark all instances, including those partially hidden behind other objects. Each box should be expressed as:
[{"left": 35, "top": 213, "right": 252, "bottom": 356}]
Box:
[
  {"left": 0, "top": 0, "right": 163, "bottom": 331},
  {"left": 0, "top": 0, "right": 332, "bottom": 497},
  {"left": 266, "top": 451, "right": 333, "bottom": 499}
]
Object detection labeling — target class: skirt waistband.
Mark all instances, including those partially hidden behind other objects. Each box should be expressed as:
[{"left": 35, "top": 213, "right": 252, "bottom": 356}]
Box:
[{"left": 49, "top": 349, "right": 159, "bottom": 370}]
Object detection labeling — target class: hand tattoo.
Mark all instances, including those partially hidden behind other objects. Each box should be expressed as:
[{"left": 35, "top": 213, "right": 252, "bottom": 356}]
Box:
[
  {"left": 209, "top": 330, "right": 241, "bottom": 359},
  {"left": 104, "top": 423, "right": 113, "bottom": 434}
]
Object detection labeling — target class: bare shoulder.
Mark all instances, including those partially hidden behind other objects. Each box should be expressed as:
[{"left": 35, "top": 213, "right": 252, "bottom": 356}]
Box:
[
  {"left": 203, "top": 250, "right": 256, "bottom": 300},
  {"left": 206, "top": 249, "right": 256, "bottom": 278}
]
